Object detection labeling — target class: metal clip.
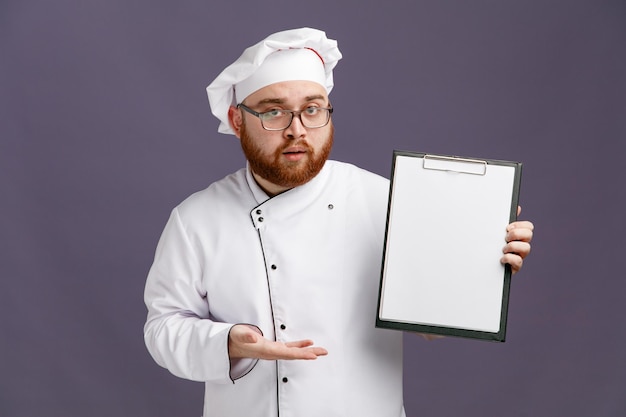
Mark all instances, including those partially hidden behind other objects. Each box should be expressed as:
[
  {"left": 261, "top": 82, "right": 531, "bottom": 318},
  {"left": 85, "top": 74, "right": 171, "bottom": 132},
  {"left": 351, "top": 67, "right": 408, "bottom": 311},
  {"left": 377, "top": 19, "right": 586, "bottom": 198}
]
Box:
[{"left": 423, "top": 154, "right": 487, "bottom": 176}]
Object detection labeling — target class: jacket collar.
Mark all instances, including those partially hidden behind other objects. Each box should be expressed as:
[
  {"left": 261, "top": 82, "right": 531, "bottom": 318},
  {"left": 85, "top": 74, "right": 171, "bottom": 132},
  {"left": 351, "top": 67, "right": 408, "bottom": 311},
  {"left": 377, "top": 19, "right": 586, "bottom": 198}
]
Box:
[{"left": 245, "top": 161, "right": 333, "bottom": 223}]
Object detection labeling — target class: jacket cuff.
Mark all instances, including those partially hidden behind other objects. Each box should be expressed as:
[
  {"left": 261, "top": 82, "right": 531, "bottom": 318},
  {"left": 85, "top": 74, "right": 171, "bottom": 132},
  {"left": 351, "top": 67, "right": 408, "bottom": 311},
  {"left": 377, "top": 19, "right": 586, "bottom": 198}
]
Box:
[{"left": 227, "top": 324, "right": 263, "bottom": 382}]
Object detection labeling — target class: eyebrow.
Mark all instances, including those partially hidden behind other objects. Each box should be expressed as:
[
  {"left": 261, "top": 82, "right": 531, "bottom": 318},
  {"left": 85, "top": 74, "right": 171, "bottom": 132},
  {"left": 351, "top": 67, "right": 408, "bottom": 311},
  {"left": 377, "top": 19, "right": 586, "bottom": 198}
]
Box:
[
  {"left": 255, "top": 98, "right": 285, "bottom": 105},
  {"left": 304, "top": 94, "right": 326, "bottom": 102},
  {"left": 253, "top": 95, "right": 328, "bottom": 106}
]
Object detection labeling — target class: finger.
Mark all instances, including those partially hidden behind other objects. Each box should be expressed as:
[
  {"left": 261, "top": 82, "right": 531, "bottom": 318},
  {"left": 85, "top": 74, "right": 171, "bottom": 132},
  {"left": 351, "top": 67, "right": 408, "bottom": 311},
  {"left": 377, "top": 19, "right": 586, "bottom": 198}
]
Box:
[
  {"left": 506, "top": 228, "right": 533, "bottom": 244},
  {"left": 267, "top": 342, "right": 328, "bottom": 360},
  {"left": 278, "top": 349, "right": 326, "bottom": 360},
  {"left": 301, "top": 347, "right": 329, "bottom": 358},
  {"left": 501, "top": 253, "right": 523, "bottom": 274},
  {"left": 503, "top": 241, "right": 531, "bottom": 259},
  {"left": 506, "top": 223, "right": 534, "bottom": 243},
  {"left": 517, "top": 205, "right": 522, "bottom": 216},
  {"left": 506, "top": 220, "right": 534, "bottom": 232},
  {"left": 230, "top": 326, "right": 261, "bottom": 344},
  {"left": 283, "top": 348, "right": 327, "bottom": 359},
  {"left": 284, "top": 340, "right": 328, "bottom": 357},
  {"left": 285, "top": 339, "right": 315, "bottom": 348}
]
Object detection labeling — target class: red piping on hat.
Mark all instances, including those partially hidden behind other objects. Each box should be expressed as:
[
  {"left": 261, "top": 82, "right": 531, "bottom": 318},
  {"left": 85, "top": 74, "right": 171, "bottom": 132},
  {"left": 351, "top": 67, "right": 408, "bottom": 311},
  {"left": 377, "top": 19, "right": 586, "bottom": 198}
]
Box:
[
  {"left": 279, "top": 47, "right": 325, "bottom": 64},
  {"left": 304, "top": 47, "right": 325, "bottom": 64}
]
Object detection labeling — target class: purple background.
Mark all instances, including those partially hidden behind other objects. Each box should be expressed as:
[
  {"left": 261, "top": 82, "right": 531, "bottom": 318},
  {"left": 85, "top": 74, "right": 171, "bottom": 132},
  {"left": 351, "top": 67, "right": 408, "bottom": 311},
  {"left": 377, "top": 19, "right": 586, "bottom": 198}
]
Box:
[{"left": 2, "top": 1, "right": 625, "bottom": 416}]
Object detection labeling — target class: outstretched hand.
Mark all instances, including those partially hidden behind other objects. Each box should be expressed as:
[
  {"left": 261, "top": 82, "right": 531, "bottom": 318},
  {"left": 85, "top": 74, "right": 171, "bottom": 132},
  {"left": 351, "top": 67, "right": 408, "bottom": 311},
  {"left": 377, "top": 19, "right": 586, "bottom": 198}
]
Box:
[
  {"left": 228, "top": 324, "right": 328, "bottom": 361},
  {"left": 501, "top": 206, "right": 534, "bottom": 274}
]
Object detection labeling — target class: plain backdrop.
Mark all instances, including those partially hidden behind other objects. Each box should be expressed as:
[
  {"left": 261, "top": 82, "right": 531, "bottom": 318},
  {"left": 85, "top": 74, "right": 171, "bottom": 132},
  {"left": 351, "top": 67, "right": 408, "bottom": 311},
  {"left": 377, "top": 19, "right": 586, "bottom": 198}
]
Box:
[{"left": 1, "top": 1, "right": 625, "bottom": 416}]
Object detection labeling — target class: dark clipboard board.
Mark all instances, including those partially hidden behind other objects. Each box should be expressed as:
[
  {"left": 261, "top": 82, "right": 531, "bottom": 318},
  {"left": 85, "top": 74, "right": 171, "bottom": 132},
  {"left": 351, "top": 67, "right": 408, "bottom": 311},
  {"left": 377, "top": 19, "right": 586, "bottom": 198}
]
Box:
[{"left": 376, "top": 151, "right": 522, "bottom": 342}]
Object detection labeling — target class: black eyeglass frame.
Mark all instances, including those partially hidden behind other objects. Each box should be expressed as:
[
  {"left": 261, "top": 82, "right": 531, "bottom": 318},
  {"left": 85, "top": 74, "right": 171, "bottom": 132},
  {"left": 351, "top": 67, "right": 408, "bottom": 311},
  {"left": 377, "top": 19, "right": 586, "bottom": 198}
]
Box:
[{"left": 237, "top": 103, "right": 333, "bottom": 131}]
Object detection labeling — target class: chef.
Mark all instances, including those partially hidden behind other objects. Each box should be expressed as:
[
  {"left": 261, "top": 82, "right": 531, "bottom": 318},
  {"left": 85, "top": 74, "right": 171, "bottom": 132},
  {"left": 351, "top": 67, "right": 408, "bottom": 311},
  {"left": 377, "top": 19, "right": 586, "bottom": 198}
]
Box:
[{"left": 143, "top": 27, "right": 534, "bottom": 417}]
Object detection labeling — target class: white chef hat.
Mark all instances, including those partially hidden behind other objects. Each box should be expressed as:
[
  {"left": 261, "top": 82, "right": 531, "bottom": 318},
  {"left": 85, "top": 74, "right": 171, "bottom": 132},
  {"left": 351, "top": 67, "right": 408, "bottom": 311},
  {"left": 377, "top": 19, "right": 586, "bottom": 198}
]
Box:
[{"left": 206, "top": 27, "right": 342, "bottom": 135}]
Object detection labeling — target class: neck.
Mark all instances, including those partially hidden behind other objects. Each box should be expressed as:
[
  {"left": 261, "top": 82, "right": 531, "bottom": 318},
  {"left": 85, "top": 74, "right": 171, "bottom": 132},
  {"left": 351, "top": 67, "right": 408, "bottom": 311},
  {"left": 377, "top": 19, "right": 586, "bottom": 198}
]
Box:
[{"left": 251, "top": 171, "right": 291, "bottom": 197}]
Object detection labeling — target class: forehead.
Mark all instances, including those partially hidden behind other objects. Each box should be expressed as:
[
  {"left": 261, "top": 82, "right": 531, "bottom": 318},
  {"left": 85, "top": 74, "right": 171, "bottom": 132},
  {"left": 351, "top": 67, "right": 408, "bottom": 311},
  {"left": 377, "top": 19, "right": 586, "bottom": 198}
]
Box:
[{"left": 244, "top": 80, "right": 328, "bottom": 106}]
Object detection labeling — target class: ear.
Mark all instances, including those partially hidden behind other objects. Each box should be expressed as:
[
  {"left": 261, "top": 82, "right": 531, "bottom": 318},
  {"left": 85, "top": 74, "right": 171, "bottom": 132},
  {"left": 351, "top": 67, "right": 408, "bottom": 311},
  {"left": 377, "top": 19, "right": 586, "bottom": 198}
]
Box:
[{"left": 228, "top": 105, "right": 243, "bottom": 138}]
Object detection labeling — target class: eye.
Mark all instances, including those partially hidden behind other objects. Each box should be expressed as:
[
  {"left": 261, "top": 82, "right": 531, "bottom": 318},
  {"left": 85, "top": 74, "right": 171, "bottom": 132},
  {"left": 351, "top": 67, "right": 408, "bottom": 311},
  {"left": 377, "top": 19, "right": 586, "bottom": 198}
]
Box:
[
  {"left": 261, "top": 109, "right": 285, "bottom": 120},
  {"left": 303, "top": 106, "right": 320, "bottom": 115}
]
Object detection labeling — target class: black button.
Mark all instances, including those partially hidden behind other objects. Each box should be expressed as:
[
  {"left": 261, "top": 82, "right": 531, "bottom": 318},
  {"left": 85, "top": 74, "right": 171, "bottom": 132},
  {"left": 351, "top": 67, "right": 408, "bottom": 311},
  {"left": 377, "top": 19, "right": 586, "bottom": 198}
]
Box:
[
  {"left": 282, "top": 377, "right": 288, "bottom": 383},
  {"left": 258, "top": 217, "right": 264, "bottom": 222},
  {"left": 256, "top": 209, "right": 262, "bottom": 214},
  {"left": 271, "top": 264, "right": 277, "bottom": 270},
  {"left": 280, "top": 324, "right": 286, "bottom": 330},
  {"left": 328, "top": 204, "right": 334, "bottom": 210}
]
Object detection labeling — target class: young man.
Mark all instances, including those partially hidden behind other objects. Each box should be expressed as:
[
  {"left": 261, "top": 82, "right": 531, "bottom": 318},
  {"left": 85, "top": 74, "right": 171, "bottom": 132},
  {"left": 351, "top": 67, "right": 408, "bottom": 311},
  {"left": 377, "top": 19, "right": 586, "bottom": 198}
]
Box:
[{"left": 144, "top": 27, "right": 533, "bottom": 417}]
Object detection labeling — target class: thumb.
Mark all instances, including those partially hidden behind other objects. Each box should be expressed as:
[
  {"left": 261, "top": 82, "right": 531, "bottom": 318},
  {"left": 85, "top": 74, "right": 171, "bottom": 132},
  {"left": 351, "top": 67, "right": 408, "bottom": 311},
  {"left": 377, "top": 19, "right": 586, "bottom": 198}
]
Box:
[{"left": 231, "top": 324, "right": 261, "bottom": 344}]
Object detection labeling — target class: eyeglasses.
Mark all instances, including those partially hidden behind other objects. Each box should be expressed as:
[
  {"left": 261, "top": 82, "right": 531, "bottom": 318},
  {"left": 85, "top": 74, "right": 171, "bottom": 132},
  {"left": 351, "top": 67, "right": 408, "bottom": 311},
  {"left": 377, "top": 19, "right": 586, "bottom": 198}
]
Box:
[{"left": 237, "top": 103, "right": 333, "bottom": 131}]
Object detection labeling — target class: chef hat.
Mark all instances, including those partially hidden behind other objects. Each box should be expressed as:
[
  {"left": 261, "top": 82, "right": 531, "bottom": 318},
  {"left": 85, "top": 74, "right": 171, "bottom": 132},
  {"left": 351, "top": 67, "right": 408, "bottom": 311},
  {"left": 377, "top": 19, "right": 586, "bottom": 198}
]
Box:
[{"left": 206, "top": 27, "right": 342, "bottom": 135}]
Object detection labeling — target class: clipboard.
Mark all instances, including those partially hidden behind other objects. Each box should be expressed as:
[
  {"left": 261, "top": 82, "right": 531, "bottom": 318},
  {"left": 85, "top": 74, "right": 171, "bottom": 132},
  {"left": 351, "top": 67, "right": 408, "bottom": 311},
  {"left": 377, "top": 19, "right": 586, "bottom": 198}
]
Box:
[{"left": 376, "top": 151, "right": 522, "bottom": 342}]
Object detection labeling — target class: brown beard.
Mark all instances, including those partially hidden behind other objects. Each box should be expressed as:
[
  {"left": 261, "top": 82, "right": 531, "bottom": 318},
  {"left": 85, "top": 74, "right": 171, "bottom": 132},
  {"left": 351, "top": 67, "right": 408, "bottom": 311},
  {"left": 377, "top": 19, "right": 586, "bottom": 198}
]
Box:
[{"left": 239, "top": 122, "right": 334, "bottom": 189}]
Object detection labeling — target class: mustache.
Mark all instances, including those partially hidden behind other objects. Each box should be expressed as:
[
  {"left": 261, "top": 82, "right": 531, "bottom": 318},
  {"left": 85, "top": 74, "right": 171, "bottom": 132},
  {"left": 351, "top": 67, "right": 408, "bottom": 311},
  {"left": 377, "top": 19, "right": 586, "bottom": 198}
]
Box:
[{"left": 277, "top": 140, "right": 313, "bottom": 154}]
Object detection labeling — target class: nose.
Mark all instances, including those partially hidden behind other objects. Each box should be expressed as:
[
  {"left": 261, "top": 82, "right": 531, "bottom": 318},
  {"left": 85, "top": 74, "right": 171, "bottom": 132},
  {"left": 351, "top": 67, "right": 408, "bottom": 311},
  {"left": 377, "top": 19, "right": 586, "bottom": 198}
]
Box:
[{"left": 283, "top": 113, "right": 306, "bottom": 140}]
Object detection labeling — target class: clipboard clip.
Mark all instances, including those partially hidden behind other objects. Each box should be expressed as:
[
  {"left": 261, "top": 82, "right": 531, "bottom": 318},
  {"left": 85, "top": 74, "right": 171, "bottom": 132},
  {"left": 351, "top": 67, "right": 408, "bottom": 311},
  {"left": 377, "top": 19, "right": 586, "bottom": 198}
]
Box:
[{"left": 423, "top": 154, "right": 487, "bottom": 176}]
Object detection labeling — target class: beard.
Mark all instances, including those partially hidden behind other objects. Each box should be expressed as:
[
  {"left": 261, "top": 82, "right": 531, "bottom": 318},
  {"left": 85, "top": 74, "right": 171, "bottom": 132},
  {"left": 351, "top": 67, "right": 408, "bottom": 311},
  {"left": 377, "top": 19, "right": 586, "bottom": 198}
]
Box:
[{"left": 239, "top": 123, "right": 334, "bottom": 190}]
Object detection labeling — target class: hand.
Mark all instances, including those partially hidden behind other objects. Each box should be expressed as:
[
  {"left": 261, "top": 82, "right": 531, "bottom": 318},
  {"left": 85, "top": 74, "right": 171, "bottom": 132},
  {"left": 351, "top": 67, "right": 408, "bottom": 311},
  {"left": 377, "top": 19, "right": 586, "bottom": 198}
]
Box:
[
  {"left": 228, "top": 324, "right": 328, "bottom": 360},
  {"left": 501, "top": 206, "right": 534, "bottom": 274}
]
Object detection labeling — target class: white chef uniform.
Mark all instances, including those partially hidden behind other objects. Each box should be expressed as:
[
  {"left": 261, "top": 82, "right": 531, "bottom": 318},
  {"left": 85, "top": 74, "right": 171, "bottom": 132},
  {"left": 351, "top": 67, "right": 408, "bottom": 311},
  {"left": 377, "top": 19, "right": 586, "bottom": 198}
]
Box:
[{"left": 144, "top": 160, "right": 405, "bottom": 417}]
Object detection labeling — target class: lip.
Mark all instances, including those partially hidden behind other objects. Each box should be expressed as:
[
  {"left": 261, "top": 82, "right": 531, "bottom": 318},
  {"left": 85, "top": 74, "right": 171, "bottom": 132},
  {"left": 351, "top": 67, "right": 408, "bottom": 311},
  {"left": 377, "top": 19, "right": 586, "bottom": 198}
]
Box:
[
  {"left": 283, "top": 146, "right": 307, "bottom": 154},
  {"left": 282, "top": 146, "right": 308, "bottom": 161}
]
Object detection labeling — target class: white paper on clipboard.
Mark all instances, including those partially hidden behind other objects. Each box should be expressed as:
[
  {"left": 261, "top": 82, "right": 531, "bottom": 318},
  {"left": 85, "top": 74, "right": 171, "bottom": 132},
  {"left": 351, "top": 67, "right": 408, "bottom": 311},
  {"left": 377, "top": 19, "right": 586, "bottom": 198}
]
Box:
[{"left": 376, "top": 152, "right": 522, "bottom": 341}]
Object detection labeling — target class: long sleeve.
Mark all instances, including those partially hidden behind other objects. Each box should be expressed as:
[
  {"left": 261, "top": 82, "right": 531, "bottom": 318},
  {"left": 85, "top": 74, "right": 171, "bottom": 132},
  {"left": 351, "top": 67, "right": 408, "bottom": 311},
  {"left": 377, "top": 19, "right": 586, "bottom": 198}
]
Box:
[{"left": 143, "top": 208, "right": 249, "bottom": 383}]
